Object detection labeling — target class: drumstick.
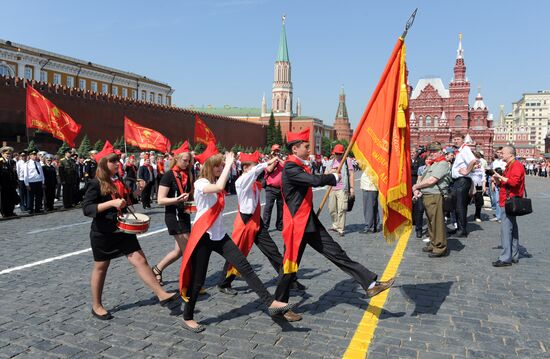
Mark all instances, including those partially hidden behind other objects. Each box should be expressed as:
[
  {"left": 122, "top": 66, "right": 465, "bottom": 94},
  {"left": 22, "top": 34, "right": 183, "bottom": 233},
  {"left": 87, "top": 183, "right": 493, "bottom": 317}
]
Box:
[{"left": 126, "top": 205, "right": 139, "bottom": 220}]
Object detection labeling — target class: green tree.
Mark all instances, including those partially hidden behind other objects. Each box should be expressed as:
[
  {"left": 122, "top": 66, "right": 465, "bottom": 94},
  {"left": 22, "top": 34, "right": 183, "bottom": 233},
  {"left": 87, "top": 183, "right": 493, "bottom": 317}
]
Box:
[
  {"left": 274, "top": 120, "right": 283, "bottom": 146},
  {"left": 194, "top": 142, "right": 205, "bottom": 153},
  {"left": 216, "top": 142, "right": 227, "bottom": 154},
  {"left": 172, "top": 140, "right": 183, "bottom": 150},
  {"left": 93, "top": 139, "right": 104, "bottom": 151},
  {"left": 26, "top": 140, "right": 38, "bottom": 153},
  {"left": 231, "top": 144, "right": 245, "bottom": 153},
  {"left": 77, "top": 135, "right": 91, "bottom": 157},
  {"left": 266, "top": 111, "right": 276, "bottom": 147},
  {"left": 57, "top": 142, "right": 70, "bottom": 156}
]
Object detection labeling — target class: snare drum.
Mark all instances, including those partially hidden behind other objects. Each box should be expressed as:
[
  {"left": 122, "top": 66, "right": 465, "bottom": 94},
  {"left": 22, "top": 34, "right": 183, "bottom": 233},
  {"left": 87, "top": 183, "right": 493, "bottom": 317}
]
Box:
[
  {"left": 117, "top": 213, "right": 150, "bottom": 234},
  {"left": 183, "top": 201, "right": 197, "bottom": 214}
]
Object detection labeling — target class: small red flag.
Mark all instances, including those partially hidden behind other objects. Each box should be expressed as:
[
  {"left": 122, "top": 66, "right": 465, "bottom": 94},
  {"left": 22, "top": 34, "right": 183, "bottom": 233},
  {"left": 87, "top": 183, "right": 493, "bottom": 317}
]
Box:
[
  {"left": 194, "top": 115, "right": 217, "bottom": 145},
  {"left": 124, "top": 116, "right": 171, "bottom": 153},
  {"left": 26, "top": 86, "right": 82, "bottom": 147}
]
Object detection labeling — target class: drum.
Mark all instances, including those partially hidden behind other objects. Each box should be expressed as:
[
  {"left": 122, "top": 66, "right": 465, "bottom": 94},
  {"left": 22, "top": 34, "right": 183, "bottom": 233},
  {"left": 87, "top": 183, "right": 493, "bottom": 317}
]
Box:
[
  {"left": 183, "top": 201, "right": 197, "bottom": 214},
  {"left": 117, "top": 213, "right": 150, "bottom": 234}
]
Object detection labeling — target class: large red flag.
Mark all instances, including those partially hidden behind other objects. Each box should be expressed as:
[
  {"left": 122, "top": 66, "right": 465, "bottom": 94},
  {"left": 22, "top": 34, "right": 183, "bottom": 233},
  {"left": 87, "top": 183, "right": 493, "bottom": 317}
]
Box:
[
  {"left": 351, "top": 37, "right": 412, "bottom": 243},
  {"left": 194, "top": 115, "right": 217, "bottom": 145},
  {"left": 26, "top": 86, "right": 82, "bottom": 147},
  {"left": 124, "top": 116, "right": 171, "bottom": 153}
]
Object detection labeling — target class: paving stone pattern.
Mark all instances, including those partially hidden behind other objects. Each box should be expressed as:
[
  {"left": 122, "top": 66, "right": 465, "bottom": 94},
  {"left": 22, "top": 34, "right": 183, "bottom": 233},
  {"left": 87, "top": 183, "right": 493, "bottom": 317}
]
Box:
[{"left": 0, "top": 176, "right": 549, "bottom": 358}]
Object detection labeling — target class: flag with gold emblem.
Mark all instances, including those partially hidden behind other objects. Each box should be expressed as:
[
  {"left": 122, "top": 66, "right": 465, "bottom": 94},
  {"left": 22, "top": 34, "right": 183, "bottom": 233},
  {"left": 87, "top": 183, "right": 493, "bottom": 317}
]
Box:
[
  {"left": 124, "top": 116, "right": 171, "bottom": 153},
  {"left": 26, "top": 86, "right": 82, "bottom": 147},
  {"left": 351, "top": 37, "right": 412, "bottom": 244},
  {"left": 194, "top": 115, "right": 217, "bottom": 145}
]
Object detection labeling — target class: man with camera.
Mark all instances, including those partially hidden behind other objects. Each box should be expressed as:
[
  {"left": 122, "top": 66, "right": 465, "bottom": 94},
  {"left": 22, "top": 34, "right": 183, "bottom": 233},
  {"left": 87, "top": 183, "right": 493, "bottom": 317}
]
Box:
[
  {"left": 262, "top": 144, "right": 284, "bottom": 231},
  {"left": 412, "top": 142, "right": 451, "bottom": 258}
]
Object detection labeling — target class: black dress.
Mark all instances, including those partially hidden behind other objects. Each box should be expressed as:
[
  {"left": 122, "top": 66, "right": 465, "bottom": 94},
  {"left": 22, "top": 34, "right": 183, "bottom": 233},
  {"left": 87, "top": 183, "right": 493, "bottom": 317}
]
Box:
[
  {"left": 82, "top": 179, "right": 141, "bottom": 261},
  {"left": 159, "top": 171, "right": 191, "bottom": 235}
]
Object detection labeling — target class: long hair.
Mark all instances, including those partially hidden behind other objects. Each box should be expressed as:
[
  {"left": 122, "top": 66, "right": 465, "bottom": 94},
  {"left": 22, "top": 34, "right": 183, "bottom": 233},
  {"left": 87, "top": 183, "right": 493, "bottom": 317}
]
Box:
[
  {"left": 169, "top": 152, "right": 194, "bottom": 194},
  {"left": 96, "top": 153, "right": 119, "bottom": 195},
  {"left": 199, "top": 153, "right": 224, "bottom": 184}
]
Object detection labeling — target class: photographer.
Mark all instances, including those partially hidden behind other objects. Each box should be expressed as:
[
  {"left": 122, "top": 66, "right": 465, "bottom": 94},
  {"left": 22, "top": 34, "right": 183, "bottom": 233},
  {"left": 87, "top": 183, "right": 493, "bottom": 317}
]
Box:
[{"left": 262, "top": 144, "right": 284, "bottom": 231}]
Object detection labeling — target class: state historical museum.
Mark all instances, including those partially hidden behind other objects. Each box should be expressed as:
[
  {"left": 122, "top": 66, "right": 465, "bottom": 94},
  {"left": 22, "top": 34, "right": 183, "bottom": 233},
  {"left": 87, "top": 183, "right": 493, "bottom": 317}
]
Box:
[{"left": 409, "top": 34, "right": 494, "bottom": 158}]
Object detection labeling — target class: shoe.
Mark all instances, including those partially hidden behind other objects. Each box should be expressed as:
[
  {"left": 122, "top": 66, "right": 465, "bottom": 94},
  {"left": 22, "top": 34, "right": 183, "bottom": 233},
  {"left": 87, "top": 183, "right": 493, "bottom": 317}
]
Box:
[
  {"left": 512, "top": 259, "right": 519, "bottom": 264},
  {"left": 329, "top": 227, "right": 338, "bottom": 232},
  {"left": 422, "top": 246, "right": 433, "bottom": 253},
  {"left": 458, "top": 232, "right": 468, "bottom": 238},
  {"left": 91, "top": 308, "right": 113, "bottom": 321},
  {"left": 492, "top": 260, "right": 512, "bottom": 267},
  {"left": 475, "top": 218, "right": 482, "bottom": 223},
  {"left": 217, "top": 286, "right": 237, "bottom": 295},
  {"left": 159, "top": 292, "right": 180, "bottom": 307},
  {"left": 152, "top": 265, "right": 164, "bottom": 286},
  {"left": 428, "top": 250, "right": 449, "bottom": 258},
  {"left": 366, "top": 278, "right": 395, "bottom": 298},
  {"left": 282, "top": 310, "right": 302, "bottom": 322},
  {"left": 268, "top": 302, "right": 296, "bottom": 316},
  {"left": 493, "top": 245, "right": 503, "bottom": 249},
  {"left": 182, "top": 320, "right": 206, "bottom": 333},
  {"left": 489, "top": 217, "right": 499, "bottom": 222},
  {"left": 416, "top": 231, "right": 423, "bottom": 239},
  {"left": 422, "top": 238, "right": 431, "bottom": 243},
  {"left": 447, "top": 229, "right": 458, "bottom": 235},
  {"left": 359, "top": 228, "right": 370, "bottom": 234},
  {"left": 338, "top": 231, "right": 345, "bottom": 237},
  {"left": 290, "top": 281, "right": 306, "bottom": 291},
  {"left": 199, "top": 287, "right": 207, "bottom": 295}
]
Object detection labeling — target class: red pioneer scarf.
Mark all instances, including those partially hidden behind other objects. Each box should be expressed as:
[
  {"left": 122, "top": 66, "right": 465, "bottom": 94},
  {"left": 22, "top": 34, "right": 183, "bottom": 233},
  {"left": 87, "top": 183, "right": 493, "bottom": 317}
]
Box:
[
  {"left": 111, "top": 178, "right": 132, "bottom": 204},
  {"left": 282, "top": 155, "right": 312, "bottom": 274},
  {"left": 172, "top": 167, "right": 189, "bottom": 196},
  {"left": 179, "top": 190, "right": 225, "bottom": 301},
  {"left": 425, "top": 155, "right": 446, "bottom": 166},
  {"left": 226, "top": 181, "right": 262, "bottom": 278}
]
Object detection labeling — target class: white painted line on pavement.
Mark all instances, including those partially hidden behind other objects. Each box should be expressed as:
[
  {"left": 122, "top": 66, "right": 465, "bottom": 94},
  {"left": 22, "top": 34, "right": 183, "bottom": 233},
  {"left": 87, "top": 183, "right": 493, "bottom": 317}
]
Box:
[
  {"left": 2, "top": 184, "right": 336, "bottom": 275},
  {"left": 27, "top": 220, "right": 92, "bottom": 234}
]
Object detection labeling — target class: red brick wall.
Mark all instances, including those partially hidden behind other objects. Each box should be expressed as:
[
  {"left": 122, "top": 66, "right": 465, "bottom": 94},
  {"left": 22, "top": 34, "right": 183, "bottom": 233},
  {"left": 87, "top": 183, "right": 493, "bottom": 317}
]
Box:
[{"left": 0, "top": 76, "right": 266, "bottom": 153}]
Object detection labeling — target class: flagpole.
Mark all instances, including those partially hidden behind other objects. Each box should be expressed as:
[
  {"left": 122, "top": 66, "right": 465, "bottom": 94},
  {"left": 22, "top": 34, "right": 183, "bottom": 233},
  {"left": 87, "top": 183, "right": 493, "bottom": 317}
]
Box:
[{"left": 316, "top": 8, "right": 418, "bottom": 216}]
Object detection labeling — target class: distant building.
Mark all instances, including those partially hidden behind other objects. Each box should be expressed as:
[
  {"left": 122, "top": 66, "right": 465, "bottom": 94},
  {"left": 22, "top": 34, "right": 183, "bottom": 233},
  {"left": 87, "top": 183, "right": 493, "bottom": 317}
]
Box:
[
  {"left": 188, "top": 17, "right": 335, "bottom": 154},
  {"left": 333, "top": 87, "right": 352, "bottom": 142},
  {"left": 0, "top": 38, "right": 174, "bottom": 105},
  {"left": 409, "top": 34, "right": 494, "bottom": 158},
  {"left": 493, "top": 105, "right": 539, "bottom": 158}
]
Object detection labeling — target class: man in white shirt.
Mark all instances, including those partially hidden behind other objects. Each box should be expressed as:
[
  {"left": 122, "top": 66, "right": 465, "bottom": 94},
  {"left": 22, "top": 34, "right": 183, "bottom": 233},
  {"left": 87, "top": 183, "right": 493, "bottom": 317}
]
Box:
[
  {"left": 450, "top": 133, "right": 478, "bottom": 237},
  {"left": 16, "top": 151, "right": 29, "bottom": 211},
  {"left": 490, "top": 147, "right": 506, "bottom": 222},
  {"left": 23, "top": 151, "right": 45, "bottom": 214}
]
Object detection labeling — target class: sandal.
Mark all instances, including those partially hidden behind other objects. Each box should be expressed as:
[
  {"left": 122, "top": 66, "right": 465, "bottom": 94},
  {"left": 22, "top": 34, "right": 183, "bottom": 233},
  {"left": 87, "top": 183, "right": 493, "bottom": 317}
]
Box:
[{"left": 152, "top": 265, "right": 164, "bottom": 286}]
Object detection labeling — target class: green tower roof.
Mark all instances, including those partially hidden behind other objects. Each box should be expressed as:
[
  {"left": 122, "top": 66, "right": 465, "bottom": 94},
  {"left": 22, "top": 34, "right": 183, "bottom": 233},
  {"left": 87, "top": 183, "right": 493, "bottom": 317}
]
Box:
[{"left": 276, "top": 21, "right": 289, "bottom": 62}]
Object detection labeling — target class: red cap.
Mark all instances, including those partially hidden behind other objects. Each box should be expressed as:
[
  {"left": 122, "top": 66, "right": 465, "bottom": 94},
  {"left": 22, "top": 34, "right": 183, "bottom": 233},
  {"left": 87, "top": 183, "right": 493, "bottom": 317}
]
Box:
[
  {"left": 271, "top": 144, "right": 281, "bottom": 152},
  {"left": 94, "top": 141, "right": 114, "bottom": 162},
  {"left": 173, "top": 140, "right": 190, "bottom": 155},
  {"left": 194, "top": 141, "right": 219, "bottom": 164},
  {"left": 129, "top": 155, "right": 135, "bottom": 160},
  {"left": 332, "top": 144, "right": 345, "bottom": 154},
  {"left": 240, "top": 151, "right": 260, "bottom": 163},
  {"left": 286, "top": 128, "right": 310, "bottom": 144},
  {"left": 114, "top": 149, "right": 122, "bottom": 155}
]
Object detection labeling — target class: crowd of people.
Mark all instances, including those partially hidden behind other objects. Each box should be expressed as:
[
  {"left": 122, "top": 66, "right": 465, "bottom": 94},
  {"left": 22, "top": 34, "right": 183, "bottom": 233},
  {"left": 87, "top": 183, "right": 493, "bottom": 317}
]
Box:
[
  {"left": 0, "top": 131, "right": 532, "bottom": 330},
  {"left": 411, "top": 133, "right": 528, "bottom": 267}
]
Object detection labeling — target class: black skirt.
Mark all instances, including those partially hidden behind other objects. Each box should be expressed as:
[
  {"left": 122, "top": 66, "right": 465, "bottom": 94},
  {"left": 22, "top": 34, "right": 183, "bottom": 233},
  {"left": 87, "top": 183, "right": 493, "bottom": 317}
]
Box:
[
  {"left": 165, "top": 210, "right": 191, "bottom": 235},
  {"left": 90, "top": 230, "right": 142, "bottom": 262}
]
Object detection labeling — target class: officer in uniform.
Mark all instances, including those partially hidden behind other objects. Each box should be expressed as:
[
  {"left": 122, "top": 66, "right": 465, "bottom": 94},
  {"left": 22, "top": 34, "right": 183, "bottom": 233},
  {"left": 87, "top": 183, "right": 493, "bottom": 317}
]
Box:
[
  {"left": 84, "top": 150, "right": 98, "bottom": 182},
  {"left": 0, "top": 146, "right": 19, "bottom": 217},
  {"left": 59, "top": 149, "right": 78, "bottom": 208}
]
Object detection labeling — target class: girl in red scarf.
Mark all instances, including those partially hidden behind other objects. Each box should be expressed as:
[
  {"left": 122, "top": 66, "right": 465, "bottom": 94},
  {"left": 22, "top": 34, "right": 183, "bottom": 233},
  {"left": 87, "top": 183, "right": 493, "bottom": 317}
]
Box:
[{"left": 82, "top": 153, "right": 178, "bottom": 321}]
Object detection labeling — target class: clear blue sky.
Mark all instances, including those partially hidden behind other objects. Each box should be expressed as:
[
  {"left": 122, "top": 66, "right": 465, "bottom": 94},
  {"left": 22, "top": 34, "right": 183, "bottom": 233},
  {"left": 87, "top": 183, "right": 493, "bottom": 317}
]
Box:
[{"left": 3, "top": 0, "right": 550, "bottom": 128}]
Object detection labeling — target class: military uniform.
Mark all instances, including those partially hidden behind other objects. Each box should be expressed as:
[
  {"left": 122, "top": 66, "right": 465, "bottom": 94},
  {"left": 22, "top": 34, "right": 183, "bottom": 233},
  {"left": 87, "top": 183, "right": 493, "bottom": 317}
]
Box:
[
  {"left": 84, "top": 158, "right": 98, "bottom": 182},
  {"left": 0, "top": 148, "right": 19, "bottom": 217},
  {"left": 59, "top": 155, "right": 78, "bottom": 208}
]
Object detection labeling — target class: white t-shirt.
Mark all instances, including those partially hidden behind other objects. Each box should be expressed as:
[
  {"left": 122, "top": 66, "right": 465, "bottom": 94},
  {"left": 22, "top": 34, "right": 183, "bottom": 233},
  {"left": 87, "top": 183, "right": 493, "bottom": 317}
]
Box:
[
  {"left": 194, "top": 178, "right": 225, "bottom": 241},
  {"left": 236, "top": 163, "right": 267, "bottom": 214},
  {"left": 451, "top": 145, "right": 475, "bottom": 179}
]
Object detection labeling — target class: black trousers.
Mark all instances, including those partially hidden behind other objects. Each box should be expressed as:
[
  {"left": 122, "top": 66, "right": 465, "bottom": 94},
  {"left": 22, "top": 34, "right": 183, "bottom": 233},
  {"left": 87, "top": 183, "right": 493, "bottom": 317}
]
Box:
[
  {"left": 453, "top": 177, "right": 472, "bottom": 235},
  {"left": 413, "top": 196, "right": 425, "bottom": 232},
  {"left": 263, "top": 186, "right": 283, "bottom": 230},
  {"left": 184, "top": 233, "right": 274, "bottom": 321},
  {"left": 275, "top": 219, "right": 378, "bottom": 302},
  {"left": 44, "top": 184, "right": 56, "bottom": 210},
  {"left": 141, "top": 181, "right": 154, "bottom": 208},
  {"left": 18, "top": 180, "right": 28, "bottom": 210},
  {"left": 28, "top": 182, "right": 43, "bottom": 213},
  {"left": 474, "top": 185, "right": 484, "bottom": 219},
  {"left": 62, "top": 182, "right": 74, "bottom": 208},
  {"left": 218, "top": 215, "right": 283, "bottom": 288}
]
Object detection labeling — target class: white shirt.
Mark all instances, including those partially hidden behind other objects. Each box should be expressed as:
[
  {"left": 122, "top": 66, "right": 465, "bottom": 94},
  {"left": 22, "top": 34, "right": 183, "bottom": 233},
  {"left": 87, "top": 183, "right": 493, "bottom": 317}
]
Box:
[
  {"left": 360, "top": 172, "right": 377, "bottom": 191},
  {"left": 492, "top": 159, "right": 506, "bottom": 171},
  {"left": 236, "top": 163, "right": 267, "bottom": 214},
  {"left": 24, "top": 160, "right": 44, "bottom": 186},
  {"left": 451, "top": 145, "right": 475, "bottom": 179},
  {"left": 194, "top": 178, "right": 225, "bottom": 241},
  {"left": 470, "top": 167, "right": 485, "bottom": 187},
  {"left": 16, "top": 159, "right": 26, "bottom": 180}
]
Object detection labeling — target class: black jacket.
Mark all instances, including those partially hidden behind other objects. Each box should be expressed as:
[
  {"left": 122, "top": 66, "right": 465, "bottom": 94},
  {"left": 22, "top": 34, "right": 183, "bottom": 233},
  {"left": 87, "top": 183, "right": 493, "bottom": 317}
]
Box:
[
  {"left": 282, "top": 160, "right": 337, "bottom": 233},
  {"left": 137, "top": 165, "right": 154, "bottom": 183}
]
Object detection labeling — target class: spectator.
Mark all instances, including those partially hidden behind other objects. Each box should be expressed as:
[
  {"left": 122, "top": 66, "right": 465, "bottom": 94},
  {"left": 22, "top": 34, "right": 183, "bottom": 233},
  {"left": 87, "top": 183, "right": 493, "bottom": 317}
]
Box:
[
  {"left": 42, "top": 155, "right": 58, "bottom": 211},
  {"left": 23, "top": 150, "right": 45, "bottom": 214},
  {"left": 451, "top": 133, "right": 477, "bottom": 238},
  {"left": 359, "top": 169, "right": 380, "bottom": 234},
  {"left": 137, "top": 156, "right": 155, "bottom": 209},
  {"left": 470, "top": 151, "right": 486, "bottom": 223},
  {"left": 326, "top": 144, "right": 354, "bottom": 236},
  {"left": 262, "top": 144, "right": 284, "bottom": 231}
]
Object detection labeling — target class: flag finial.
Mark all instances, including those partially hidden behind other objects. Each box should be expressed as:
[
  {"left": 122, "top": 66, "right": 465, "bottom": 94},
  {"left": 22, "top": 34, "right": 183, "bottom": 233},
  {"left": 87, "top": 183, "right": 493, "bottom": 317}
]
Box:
[{"left": 401, "top": 8, "right": 418, "bottom": 39}]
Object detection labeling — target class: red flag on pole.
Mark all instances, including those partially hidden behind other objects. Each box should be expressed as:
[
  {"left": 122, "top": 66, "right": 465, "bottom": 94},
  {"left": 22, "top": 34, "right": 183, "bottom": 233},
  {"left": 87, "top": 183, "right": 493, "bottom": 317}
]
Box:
[
  {"left": 194, "top": 115, "right": 217, "bottom": 145},
  {"left": 124, "top": 116, "right": 171, "bottom": 153},
  {"left": 26, "top": 86, "right": 82, "bottom": 147}
]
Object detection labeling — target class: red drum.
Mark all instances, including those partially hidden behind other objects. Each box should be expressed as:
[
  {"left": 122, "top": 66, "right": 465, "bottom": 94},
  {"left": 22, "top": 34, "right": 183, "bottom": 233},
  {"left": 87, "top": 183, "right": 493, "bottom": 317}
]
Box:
[
  {"left": 117, "top": 213, "right": 150, "bottom": 234},
  {"left": 184, "top": 201, "right": 197, "bottom": 214}
]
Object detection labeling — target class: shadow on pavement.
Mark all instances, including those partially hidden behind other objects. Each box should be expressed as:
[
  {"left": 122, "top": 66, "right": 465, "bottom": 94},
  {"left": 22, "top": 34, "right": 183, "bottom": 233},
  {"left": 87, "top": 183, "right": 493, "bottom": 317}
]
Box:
[
  {"left": 398, "top": 281, "right": 453, "bottom": 316},
  {"left": 447, "top": 238, "right": 465, "bottom": 252}
]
